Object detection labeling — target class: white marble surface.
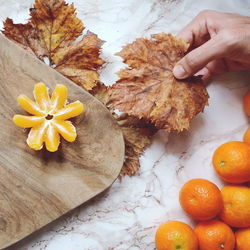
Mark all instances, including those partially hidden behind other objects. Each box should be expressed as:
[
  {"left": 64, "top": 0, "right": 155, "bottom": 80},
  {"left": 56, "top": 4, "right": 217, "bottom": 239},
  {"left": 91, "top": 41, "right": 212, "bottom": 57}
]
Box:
[{"left": 1, "top": 0, "right": 250, "bottom": 249}]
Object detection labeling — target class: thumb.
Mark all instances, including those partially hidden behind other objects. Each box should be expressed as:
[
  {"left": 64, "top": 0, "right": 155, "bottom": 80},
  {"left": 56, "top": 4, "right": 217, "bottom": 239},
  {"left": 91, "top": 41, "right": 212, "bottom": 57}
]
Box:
[{"left": 173, "top": 35, "right": 226, "bottom": 79}]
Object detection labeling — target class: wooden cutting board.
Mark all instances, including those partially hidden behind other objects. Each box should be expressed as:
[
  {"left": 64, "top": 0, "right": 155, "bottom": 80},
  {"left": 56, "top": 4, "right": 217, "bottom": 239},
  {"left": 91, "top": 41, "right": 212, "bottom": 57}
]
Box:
[{"left": 0, "top": 35, "right": 124, "bottom": 249}]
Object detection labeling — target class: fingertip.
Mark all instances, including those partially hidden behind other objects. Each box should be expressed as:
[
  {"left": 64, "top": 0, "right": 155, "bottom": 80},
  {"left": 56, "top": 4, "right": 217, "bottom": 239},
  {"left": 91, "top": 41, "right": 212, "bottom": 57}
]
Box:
[
  {"left": 195, "top": 67, "right": 212, "bottom": 84},
  {"left": 177, "top": 31, "right": 193, "bottom": 45},
  {"left": 194, "top": 67, "right": 210, "bottom": 77},
  {"left": 201, "top": 73, "right": 213, "bottom": 84},
  {"left": 173, "top": 64, "right": 188, "bottom": 79}
]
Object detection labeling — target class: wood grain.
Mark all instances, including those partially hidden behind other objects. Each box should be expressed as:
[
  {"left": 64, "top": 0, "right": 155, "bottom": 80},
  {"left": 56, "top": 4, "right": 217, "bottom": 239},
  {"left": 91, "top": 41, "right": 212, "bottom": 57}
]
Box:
[{"left": 0, "top": 35, "right": 124, "bottom": 249}]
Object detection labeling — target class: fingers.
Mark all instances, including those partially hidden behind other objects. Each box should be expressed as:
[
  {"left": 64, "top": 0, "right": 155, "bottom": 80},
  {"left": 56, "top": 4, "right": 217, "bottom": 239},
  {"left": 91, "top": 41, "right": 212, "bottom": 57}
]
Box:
[
  {"left": 177, "top": 28, "right": 193, "bottom": 45},
  {"left": 173, "top": 34, "right": 228, "bottom": 79},
  {"left": 193, "top": 59, "right": 242, "bottom": 83},
  {"left": 177, "top": 10, "right": 218, "bottom": 47},
  {"left": 174, "top": 10, "right": 250, "bottom": 79}
]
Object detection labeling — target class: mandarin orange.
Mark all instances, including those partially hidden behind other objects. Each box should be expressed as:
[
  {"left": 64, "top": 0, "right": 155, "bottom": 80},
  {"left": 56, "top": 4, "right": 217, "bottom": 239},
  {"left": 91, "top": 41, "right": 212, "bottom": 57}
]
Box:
[
  {"left": 243, "top": 89, "right": 250, "bottom": 116},
  {"left": 155, "top": 221, "right": 198, "bottom": 250},
  {"left": 179, "top": 179, "right": 223, "bottom": 221},
  {"left": 194, "top": 220, "right": 235, "bottom": 250},
  {"left": 235, "top": 227, "right": 250, "bottom": 250},
  {"left": 212, "top": 141, "right": 250, "bottom": 183},
  {"left": 220, "top": 185, "right": 250, "bottom": 228},
  {"left": 243, "top": 127, "right": 250, "bottom": 144}
]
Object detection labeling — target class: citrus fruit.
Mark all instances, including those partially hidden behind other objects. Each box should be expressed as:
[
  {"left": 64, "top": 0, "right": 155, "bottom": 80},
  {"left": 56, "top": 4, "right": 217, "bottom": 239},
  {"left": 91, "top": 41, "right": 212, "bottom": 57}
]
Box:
[
  {"left": 212, "top": 141, "right": 250, "bottom": 183},
  {"left": 220, "top": 185, "right": 250, "bottom": 228},
  {"left": 243, "top": 89, "right": 250, "bottom": 116},
  {"left": 179, "top": 179, "right": 223, "bottom": 221},
  {"left": 243, "top": 127, "right": 250, "bottom": 144},
  {"left": 155, "top": 221, "right": 198, "bottom": 250},
  {"left": 235, "top": 227, "right": 250, "bottom": 250},
  {"left": 194, "top": 220, "right": 235, "bottom": 250},
  {"left": 13, "top": 82, "right": 84, "bottom": 152}
]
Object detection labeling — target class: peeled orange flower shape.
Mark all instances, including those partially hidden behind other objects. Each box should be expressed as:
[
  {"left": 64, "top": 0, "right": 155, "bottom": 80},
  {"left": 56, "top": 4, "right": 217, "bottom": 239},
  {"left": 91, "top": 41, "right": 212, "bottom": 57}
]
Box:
[{"left": 13, "top": 82, "right": 84, "bottom": 152}]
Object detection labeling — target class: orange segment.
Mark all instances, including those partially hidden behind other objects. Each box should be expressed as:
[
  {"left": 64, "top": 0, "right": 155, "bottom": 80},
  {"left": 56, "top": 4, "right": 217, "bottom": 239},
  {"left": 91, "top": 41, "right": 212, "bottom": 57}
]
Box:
[
  {"left": 45, "top": 123, "right": 60, "bottom": 152},
  {"left": 13, "top": 115, "right": 45, "bottom": 128},
  {"left": 54, "top": 101, "right": 84, "bottom": 120},
  {"left": 33, "top": 82, "right": 50, "bottom": 112},
  {"left": 17, "top": 94, "right": 45, "bottom": 116},
  {"left": 27, "top": 121, "right": 48, "bottom": 150},
  {"left": 50, "top": 84, "right": 68, "bottom": 112},
  {"left": 53, "top": 120, "right": 76, "bottom": 142}
]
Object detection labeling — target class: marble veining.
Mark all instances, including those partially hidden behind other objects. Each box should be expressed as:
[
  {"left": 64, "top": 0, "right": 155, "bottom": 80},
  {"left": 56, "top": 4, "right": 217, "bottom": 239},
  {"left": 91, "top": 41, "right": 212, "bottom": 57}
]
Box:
[{"left": 0, "top": 0, "right": 250, "bottom": 249}]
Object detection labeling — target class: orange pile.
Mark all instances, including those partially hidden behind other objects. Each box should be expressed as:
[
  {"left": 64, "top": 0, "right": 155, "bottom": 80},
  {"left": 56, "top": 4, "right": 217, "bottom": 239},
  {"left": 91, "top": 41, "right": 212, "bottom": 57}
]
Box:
[{"left": 155, "top": 88, "right": 250, "bottom": 250}]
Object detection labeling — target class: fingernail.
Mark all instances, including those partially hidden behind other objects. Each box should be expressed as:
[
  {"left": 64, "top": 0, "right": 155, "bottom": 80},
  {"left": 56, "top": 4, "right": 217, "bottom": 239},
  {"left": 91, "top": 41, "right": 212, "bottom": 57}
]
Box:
[{"left": 173, "top": 65, "right": 187, "bottom": 79}]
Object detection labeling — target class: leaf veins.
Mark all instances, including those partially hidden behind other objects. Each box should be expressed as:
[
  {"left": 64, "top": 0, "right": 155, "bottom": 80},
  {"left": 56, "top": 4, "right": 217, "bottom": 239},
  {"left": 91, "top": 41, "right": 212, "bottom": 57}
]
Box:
[
  {"left": 2, "top": 0, "right": 104, "bottom": 90},
  {"left": 109, "top": 33, "right": 209, "bottom": 132}
]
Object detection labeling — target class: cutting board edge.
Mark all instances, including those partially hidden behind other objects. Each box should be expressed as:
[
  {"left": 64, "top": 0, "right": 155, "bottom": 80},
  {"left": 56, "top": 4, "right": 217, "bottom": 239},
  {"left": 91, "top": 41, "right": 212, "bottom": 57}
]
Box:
[
  {"left": 0, "top": 34, "right": 125, "bottom": 249},
  {"left": 1, "top": 170, "right": 124, "bottom": 250}
]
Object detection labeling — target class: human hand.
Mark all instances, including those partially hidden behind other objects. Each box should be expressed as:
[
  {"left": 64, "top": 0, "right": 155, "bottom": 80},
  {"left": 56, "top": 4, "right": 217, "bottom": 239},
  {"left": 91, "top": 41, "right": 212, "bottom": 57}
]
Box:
[{"left": 173, "top": 10, "right": 250, "bottom": 81}]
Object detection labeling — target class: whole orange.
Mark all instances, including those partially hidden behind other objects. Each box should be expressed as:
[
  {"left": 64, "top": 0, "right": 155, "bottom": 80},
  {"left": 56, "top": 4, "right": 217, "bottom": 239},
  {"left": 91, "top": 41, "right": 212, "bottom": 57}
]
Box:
[
  {"left": 220, "top": 185, "right": 250, "bottom": 228},
  {"left": 179, "top": 179, "right": 223, "bottom": 221},
  {"left": 243, "top": 89, "right": 250, "bottom": 116},
  {"left": 243, "top": 127, "right": 250, "bottom": 144},
  {"left": 235, "top": 227, "right": 250, "bottom": 250},
  {"left": 194, "top": 220, "right": 235, "bottom": 250},
  {"left": 212, "top": 141, "right": 250, "bottom": 183},
  {"left": 155, "top": 221, "right": 198, "bottom": 250}
]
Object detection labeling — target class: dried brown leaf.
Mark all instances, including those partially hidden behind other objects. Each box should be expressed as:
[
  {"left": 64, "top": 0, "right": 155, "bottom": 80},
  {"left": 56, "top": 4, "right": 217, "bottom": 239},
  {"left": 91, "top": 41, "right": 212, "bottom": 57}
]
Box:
[
  {"left": 115, "top": 113, "right": 156, "bottom": 177},
  {"left": 91, "top": 83, "right": 156, "bottom": 176},
  {"left": 2, "top": 0, "right": 104, "bottom": 90},
  {"left": 109, "top": 33, "right": 209, "bottom": 132},
  {"left": 2, "top": 18, "right": 47, "bottom": 59},
  {"left": 54, "top": 34, "right": 105, "bottom": 90},
  {"left": 30, "top": 0, "right": 83, "bottom": 59},
  {"left": 89, "top": 81, "right": 110, "bottom": 106}
]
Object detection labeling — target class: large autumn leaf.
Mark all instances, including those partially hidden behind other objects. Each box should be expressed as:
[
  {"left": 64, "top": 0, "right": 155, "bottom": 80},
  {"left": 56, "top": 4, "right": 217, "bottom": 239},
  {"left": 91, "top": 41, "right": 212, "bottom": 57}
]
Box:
[
  {"left": 109, "top": 33, "right": 209, "bottom": 132},
  {"left": 2, "top": 0, "right": 104, "bottom": 90}
]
